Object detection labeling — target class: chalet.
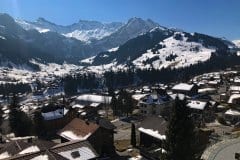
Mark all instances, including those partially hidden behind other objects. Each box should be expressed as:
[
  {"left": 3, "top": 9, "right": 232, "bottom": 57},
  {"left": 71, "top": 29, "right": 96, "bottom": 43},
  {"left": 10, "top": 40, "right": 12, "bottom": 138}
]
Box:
[
  {"left": 172, "top": 83, "right": 198, "bottom": 96},
  {"left": 138, "top": 116, "right": 167, "bottom": 160},
  {"left": 224, "top": 109, "right": 240, "bottom": 124},
  {"left": 187, "top": 100, "right": 213, "bottom": 123},
  {"left": 138, "top": 93, "right": 173, "bottom": 116},
  {"left": 58, "top": 118, "right": 116, "bottom": 155}
]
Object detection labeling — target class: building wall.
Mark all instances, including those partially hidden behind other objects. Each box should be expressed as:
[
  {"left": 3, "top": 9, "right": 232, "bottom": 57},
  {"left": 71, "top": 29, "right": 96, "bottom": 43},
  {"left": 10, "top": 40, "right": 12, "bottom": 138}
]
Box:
[
  {"left": 88, "top": 127, "right": 115, "bottom": 156},
  {"left": 139, "top": 101, "right": 174, "bottom": 116}
]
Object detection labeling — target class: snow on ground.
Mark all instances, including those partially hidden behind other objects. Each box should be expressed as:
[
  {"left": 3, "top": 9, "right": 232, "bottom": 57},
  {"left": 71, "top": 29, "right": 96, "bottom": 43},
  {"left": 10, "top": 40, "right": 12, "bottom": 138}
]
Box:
[
  {"left": 0, "top": 35, "right": 6, "bottom": 40},
  {"left": 0, "top": 61, "right": 83, "bottom": 85},
  {"left": 133, "top": 32, "right": 215, "bottom": 69},
  {"left": 63, "top": 29, "right": 113, "bottom": 42},
  {"left": 80, "top": 56, "right": 96, "bottom": 64},
  {"left": 108, "top": 46, "right": 119, "bottom": 52}
]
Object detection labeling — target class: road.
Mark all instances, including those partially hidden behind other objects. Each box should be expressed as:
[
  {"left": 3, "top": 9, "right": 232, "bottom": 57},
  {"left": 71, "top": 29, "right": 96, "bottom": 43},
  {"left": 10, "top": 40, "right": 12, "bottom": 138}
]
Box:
[
  {"left": 202, "top": 137, "right": 240, "bottom": 160},
  {"left": 112, "top": 119, "right": 131, "bottom": 140}
]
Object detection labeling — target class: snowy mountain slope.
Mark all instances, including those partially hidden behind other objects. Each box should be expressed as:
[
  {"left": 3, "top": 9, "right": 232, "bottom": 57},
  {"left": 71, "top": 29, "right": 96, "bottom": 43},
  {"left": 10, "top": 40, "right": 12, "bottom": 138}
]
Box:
[
  {"left": 132, "top": 32, "right": 214, "bottom": 69},
  {"left": 16, "top": 18, "right": 124, "bottom": 42},
  {"left": 82, "top": 28, "right": 232, "bottom": 71},
  {"left": 92, "top": 18, "right": 161, "bottom": 50},
  {"left": 0, "top": 13, "right": 236, "bottom": 72},
  {"left": 233, "top": 40, "right": 240, "bottom": 48}
]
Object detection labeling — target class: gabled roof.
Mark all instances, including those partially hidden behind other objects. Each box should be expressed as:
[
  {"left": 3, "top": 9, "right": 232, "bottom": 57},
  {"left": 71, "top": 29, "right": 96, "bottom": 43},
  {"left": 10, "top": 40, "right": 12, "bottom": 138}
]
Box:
[
  {"left": 0, "top": 139, "right": 56, "bottom": 160},
  {"left": 5, "top": 150, "right": 68, "bottom": 160},
  {"left": 138, "top": 116, "right": 167, "bottom": 140},
  {"left": 58, "top": 118, "right": 99, "bottom": 141}
]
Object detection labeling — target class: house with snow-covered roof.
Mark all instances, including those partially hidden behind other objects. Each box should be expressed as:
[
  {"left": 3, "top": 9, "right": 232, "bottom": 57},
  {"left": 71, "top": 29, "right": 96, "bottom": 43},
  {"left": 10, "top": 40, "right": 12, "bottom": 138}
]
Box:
[
  {"left": 172, "top": 83, "right": 198, "bottom": 96},
  {"left": 187, "top": 100, "right": 213, "bottom": 123},
  {"left": 138, "top": 116, "right": 167, "bottom": 159},
  {"left": 58, "top": 118, "right": 115, "bottom": 155},
  {"left": 138, "top": 93, "right": 174, "bottom": 116}
]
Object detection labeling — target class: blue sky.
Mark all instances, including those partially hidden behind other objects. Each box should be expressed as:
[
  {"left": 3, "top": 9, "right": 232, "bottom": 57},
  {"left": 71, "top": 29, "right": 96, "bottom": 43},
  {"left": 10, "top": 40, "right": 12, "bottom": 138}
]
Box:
[{"left": 0, "top": 0, "right": 240, "bottom": 40}]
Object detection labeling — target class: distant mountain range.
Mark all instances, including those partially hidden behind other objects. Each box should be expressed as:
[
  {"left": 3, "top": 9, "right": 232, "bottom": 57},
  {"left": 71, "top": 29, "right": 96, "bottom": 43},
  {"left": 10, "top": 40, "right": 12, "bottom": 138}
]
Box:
[
  {"left": 0, "top": 13, "right": 239, "bottom": 71},
  {"left": 16, "top": 17, "right": 124, "bottom": 42}
]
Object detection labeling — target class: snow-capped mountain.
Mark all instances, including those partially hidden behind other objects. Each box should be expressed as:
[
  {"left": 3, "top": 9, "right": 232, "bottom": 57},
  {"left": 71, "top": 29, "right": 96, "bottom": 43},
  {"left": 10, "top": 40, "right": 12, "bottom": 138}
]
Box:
[
  {"left": 16, "top": 18, "right": 124, "bottom": 42},
  {"left": 233, "top": 40, "right": 240, "bottom": 48},
  {"left": 1, "top": 13, "right": 162, "bottom": 67},
  {"left": 81, "top": 28, "right": 232, "bottom": 72},
  {"left": 0, "top": 13, "right": 237, "bottom": 72}
]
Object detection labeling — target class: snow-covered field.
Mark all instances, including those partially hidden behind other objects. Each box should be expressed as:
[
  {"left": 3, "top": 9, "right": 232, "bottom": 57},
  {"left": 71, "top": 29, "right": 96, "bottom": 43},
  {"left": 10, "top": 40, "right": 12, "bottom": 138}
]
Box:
[{"left": 0, "top": 61, "right": 83, "bottom": 85}]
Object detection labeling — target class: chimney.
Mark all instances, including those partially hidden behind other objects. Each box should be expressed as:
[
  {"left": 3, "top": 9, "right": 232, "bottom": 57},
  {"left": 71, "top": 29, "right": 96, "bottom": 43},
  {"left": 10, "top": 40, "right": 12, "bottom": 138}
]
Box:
[
  {"left": 85, "top": 119, "right": 89, "bottom": 125},
  {"left": 27, "top": 137, "right": 33, "bottom": 143}
]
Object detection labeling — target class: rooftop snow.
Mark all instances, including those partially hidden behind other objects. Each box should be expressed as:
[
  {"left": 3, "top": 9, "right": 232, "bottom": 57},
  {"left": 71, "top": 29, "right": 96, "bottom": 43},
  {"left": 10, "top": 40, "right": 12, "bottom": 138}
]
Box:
[
  {"left": 31, "top": 155, "right": 49, "bottom": 160},
  {"left": 19, "top": 146, "right": 40, "bottom": 155},
  {"left": 41, "top": 108, "right": 69, "bottom": 121},
  {"left": 230, "top": 86, "right": 240, "bottom": 91},
  {"left": 138, "top": 127, "right": 166, "bottom": 140},
  {"left": 225, "top": 109, "right": 240, "bottom": 116},
  {"left": 172, "top": 83, "right": 194, "bottom": 91},
  {"left": 59, "top": 146, "right": 97, "bottom": 160},
  {"left": 59, "top": 131, "right": 91, "bottom": 141},
  {"left": 228, "top": 94, "right": 240, "bottom": 104},
  {"left": 187, "top": 100, "right": 207, "bottom": 110},
  {"left": 76, "top": 94, "right": 112, "bottom": 104},
  {"left": 132, "top": 94, "right": 148, "bottom": 101}
]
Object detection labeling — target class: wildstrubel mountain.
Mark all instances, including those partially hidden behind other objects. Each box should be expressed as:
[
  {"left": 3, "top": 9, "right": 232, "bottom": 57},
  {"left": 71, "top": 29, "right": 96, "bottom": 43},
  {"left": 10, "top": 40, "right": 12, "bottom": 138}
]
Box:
[{"left": 0, "top": 13, "right": 239, "bottom": 71}]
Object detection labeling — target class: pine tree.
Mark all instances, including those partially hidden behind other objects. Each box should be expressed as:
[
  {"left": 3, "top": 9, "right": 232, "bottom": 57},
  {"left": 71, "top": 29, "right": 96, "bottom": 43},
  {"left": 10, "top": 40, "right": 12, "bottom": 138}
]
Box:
[
  {"left": 131, "top": 123, "right": 136, "bottom": 147},
  {"left": 111, "top": 93, "right": 118, "bottom": 116},
  {"left": 33, "top": 111, "right": 45, "bottom": 137},
  {"left": 9, "top": 94, "right": 19, "bottom": 134},
  {"left": 117, "top": 90, "right": 134, "bottom": 116},
  {"left": 164, "top": 97, "right": 196, "bottom": 160},
  {"left": 9, "top": 94, "right": 32, "bottom": 136}
]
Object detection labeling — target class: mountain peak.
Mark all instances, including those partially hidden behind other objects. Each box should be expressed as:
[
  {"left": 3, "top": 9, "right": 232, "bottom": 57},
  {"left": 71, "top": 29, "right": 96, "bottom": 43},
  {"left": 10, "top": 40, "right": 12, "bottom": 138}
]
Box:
[{"left": 36, "top": 17, "right": 57, "bottom": 26}]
